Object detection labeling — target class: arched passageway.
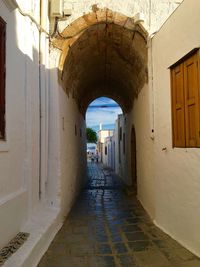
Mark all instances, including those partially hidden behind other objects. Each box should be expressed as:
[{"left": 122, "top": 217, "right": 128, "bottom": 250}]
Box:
[
  {"left": 47, "top": 9, "right": 149, "bottom": 231},
  {"left": 49, "top": 8, "right": 148, "bottom": 196},
  {"left": 53, "top": 8, "right": 148, "bottom": 114},
  {"left": 51, "top": 8, "right": 148, "bottom": 190}
]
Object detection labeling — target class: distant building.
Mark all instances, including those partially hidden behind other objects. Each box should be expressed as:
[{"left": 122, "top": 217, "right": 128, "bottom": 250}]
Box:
[
  {"left": 97, "top": 129, "right": 114, "bottom": 163},
  {"left": 100, "top": 114, "right": 128, "bottom": 182}
]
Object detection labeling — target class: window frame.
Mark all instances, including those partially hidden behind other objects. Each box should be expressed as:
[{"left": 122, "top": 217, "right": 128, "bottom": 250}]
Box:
[{"left": 170, "top": 48, "right": 200, "bottom": 148}]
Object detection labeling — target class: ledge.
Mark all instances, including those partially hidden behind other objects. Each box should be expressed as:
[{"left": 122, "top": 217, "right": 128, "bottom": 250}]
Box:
[{"left": 4, "top": 206, "right": 62, "bottom": 267}]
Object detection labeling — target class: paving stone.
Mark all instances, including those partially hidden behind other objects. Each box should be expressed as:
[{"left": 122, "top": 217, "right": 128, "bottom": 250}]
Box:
[
  {"left": 173, "top": 247, "right": 196, "bottom": 261},
  {"left": 37, "top": 163, "right": 200, "bottom": 267},
  {"left": 153, "top": 239, "right": 169, "bottom": 249},
  {"left": 113, "top": 242, "right": 128, "bottom": 254},
  {"left": 47, "top": 242, "right": 69, "bottom": 255},
  {"left": 88, "top": 256, "right": 115, "bottom": 267},
  {"left": 126, "top": 218, "right": 141, "bottom": 224},
  {"left": 111, "top": 233, "right": 122, "bottom": 242},
  {"left": 181, "top": 260, "right": 200, "bottom": 267},
  {"left": 55, "top": 256, "right": 87, "bottom": 267},
  {"left": 121, "top": 224, "right": 142, "bottom": 232},
  {"left": 125, "top": 232, "right": 150, "bottom": 241},
  {"left": 128, "top": 241, "right": 153, "bottom": 252},
  {"left": 96, "top": 234, "right": 108, "bottom": 242},
  {"left": 96, "top": 243, "right": 112, "bottom": 254},
  {"left": 117, "top": 255, "right": 137, "bottom": 266},
  {"left": 70, "top": 243, "right": 95, "bottom": 255},
  {"left": 134, "top": 248, "right": 172, "bottom": 266}
]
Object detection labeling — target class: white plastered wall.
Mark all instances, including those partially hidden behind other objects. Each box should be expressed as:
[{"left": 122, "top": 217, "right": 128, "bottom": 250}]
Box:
[
  {"left": 152, "top": 0, "right": 200, "bottom": 256},
  {"left": 48, "top": 48, "right": 87, "bottom": 221},
  {"left": 61, "top": 0, "right": 183, "bottom": 34},
  {"left": 127, "top": 83, "right": 155, "bottom": 218},
  {"left": 0, "top": 0, "right": 41, "bottom": 249},
  {"left": 115, "top": 114, "right": 130, "bottom": 185},
  {"left": 58, "top": 90, "right": 87, "bottom": 220},
  {"left": 0, "top": 2, "right": 63, "bottom": 266}
]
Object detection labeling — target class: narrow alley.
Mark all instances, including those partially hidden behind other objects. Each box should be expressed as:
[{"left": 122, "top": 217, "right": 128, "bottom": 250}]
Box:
[{"left": 38, "top": 163, "right": 200, "bottom": 267}]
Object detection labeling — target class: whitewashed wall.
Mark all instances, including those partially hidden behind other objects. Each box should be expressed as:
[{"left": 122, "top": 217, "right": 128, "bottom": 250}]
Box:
[
  {"left": 151, "top": 0, "right": 200, "bottom": 256},
  {"left": 48, "top": 48, "right": 87, "bottom": 221},
  {"left": 58, "top": 90, "right": 87, "bottom": 220},
  {"left": 102, "top": 136, "right": 113, "bottom": 168},
  {"left": 0, "top": 0, "right": 41, "bottom": 249},
  {"left": 127, "top": 83, "right": 155, "bottom": 218},
  {"left": 61, "top": 0, "right": 183, "bottom": 34},
  {"left": 106, "top": 0, "right": 200, "bottom": 257},
  {"left": 0, "top": 0, "right": 87, "bottom": 263}
]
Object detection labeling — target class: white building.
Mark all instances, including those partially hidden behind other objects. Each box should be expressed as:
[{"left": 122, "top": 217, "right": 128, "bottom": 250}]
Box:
[
  {"left": 102, "top": 114, "right": 130, "bottom": 185},
  {"left": 97, "top": 129, "right": 113, "bottom": 163}
]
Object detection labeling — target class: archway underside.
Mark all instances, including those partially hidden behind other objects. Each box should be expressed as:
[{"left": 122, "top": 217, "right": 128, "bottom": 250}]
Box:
[{"left": 53, "top": 9, "right": 148, "bottom": 114}]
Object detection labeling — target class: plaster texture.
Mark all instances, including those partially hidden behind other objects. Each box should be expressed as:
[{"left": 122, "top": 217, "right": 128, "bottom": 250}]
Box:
[
  {"left": 0, "top": 0, "right": 41, "bottom": 249},
  {"left": 61, "top": 0, "right": 182, "bottom": 34},
  {"left": 0, "top": 0, "right": 86, "bottom": 265},
  {"left": 151, "top": 0, "right": 200, "bottom": 256},
  {"left": 128, "top": 83, "right": 155, "bottom": 219}
]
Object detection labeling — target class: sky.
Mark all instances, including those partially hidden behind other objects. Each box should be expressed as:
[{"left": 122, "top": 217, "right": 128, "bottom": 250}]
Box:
[{"left": 86, "top": 97, "right": 123, "bottom": 132}]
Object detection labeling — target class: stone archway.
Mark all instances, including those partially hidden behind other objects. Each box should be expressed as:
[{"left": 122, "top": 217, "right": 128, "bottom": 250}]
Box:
[{"left": 51, "top": 8, "right": 148, "bottom": 113}]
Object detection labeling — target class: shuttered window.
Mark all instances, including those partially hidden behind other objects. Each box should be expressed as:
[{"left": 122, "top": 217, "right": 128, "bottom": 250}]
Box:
[
  {"left": 0, "top": 18, "right": 6, "bottom": 140},
  {"left": 171, "top": 50, "right": 200, "bottom": 148}
]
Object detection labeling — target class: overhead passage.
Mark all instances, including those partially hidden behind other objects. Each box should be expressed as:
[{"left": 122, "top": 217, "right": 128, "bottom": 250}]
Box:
[{"left": 53, "top": 8, "right": 148, "bottom": 114}]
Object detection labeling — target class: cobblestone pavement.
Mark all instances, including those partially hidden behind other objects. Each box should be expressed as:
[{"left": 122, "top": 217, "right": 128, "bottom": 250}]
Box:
[{"left": 38, "top": 163, "right": 200, "bottom": 267}]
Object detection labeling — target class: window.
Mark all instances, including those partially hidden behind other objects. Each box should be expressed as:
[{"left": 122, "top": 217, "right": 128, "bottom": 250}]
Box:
[
  {"left": 0, "top": 17, "right": 6, "bottom": 140},
  {"left": 75, "top": 124, "right": 77, "bottom": 136},
  {"left": 119, "top": 127, "right": 122, "bottom": 141},
  {"left": 171, "top": 49, "right": 200, "bottom": 147},
  {"left": 123, "top": 133, "right": 125, "bottom": 154},
  {"left": 118, "top": 127, "right": 122, "bottom": 163},
  {"left": 105, "top": 146, "right": 107, "bottom": 155}
]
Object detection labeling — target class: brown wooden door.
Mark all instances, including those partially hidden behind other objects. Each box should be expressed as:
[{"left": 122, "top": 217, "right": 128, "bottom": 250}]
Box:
[
  {"left": 184, "top": 53, "right": 200, "bottom": 147},
  {"left": 171, "top": 63, "right": 186, "bottom": 147},
  {"left": 171, "top": 49, "right": 200, "bottom": 147}
]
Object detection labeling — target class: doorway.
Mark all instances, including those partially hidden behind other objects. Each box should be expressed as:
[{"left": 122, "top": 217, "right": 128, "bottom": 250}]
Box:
[{"left": 131, "top": 126, "right": 137, "bottom": 193}]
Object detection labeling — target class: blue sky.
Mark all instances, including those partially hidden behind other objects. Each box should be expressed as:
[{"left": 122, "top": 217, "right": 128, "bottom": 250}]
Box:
[{"left": 86, "top": 97, "right": 122, "bottom": 131}]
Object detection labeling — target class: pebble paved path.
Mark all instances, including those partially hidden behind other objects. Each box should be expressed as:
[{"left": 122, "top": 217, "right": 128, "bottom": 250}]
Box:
[{"left": 38, "top": 163, "right": 200, "bottom": 267}]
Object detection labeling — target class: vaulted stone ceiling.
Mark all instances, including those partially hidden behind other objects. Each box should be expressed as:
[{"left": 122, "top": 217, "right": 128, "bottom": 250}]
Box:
[{"left": 53, "top": 9, "right": 148, "bottom": 114}]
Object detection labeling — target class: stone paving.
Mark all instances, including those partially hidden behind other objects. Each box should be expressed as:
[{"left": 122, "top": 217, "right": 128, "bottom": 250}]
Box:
[{"left": 38, "top": 163, "right": 200, "bottom": 267}]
